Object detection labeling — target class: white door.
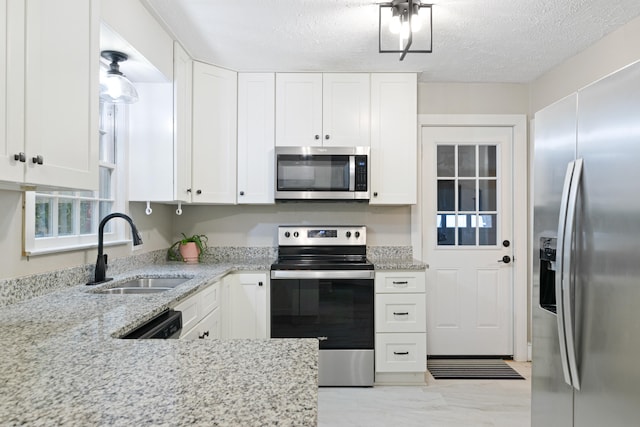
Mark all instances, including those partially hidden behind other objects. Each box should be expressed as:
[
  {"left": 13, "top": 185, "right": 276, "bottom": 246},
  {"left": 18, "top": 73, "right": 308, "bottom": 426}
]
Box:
[{"left": 422, "top": 126, "right": 514, "bottom": 356}]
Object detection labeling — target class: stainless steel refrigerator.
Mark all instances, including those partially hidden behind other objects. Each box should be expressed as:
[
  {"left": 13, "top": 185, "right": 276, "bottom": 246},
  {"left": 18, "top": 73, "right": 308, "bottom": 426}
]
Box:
[{"left": 532, "top": 60, "right": 640, "bottom": 426}]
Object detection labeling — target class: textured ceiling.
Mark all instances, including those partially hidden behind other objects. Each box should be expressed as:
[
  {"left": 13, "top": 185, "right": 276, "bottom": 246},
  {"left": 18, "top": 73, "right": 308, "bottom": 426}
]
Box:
[{"left": 144, "top": 0, "right": 640, "bottom": 83}]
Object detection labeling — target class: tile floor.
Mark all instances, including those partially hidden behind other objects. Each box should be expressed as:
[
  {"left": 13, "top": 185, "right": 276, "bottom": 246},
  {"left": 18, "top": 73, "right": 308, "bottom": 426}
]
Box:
[{"left": 318, "top": 361, "right": 531, "bottom": 427}]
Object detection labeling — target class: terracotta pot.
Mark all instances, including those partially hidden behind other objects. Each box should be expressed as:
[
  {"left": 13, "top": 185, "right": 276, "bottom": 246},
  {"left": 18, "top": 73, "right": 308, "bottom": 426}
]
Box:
[{"left": 179, "top": 242, "right": 200, "bottom": 264}]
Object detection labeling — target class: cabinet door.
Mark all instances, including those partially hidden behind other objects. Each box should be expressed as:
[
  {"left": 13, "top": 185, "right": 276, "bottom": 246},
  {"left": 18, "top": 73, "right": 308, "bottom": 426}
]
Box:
[
  {"left": 173, "top": 42, "right": 193, "bottom": 202},
  {"left": 275, "top": 73, "right": 322, "bottom": 147},
  {"left": 23, "top": 0, "right": 98, "bottom": 191},
  {"left": 370, "top": 73, "right": 417, "bottom": 205},
  {"left": 322, "top": 73, "right": 370, "bottom": 147},
  {"left": 192, "top": 61, "right": 237, "bottom": 203},
  {"left": 237, "top": 73, "right": 275, "bottom": 204},
  {"left": 180, "top": 307, "right": 221, "bottom": 340},
  {"left": 228, "top": 273, "right": 268, "bottom": 339},
  {"left": 0, "top": 0, "right": 24, "bottom": 184}
]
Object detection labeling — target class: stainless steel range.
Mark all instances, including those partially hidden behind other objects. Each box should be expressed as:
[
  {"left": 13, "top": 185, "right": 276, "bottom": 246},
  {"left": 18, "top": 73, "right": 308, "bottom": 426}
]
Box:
[{"left": 270, "top": 225, "right": 375, "bottom": 386}]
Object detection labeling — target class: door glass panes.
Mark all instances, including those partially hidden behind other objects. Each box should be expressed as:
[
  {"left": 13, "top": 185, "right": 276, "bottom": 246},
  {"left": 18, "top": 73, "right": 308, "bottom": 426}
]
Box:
[
  {"left": 436, "top": 144, "right": 499, "bottom": 246},
  {"left": 478, "top": 145, "right": 497, "bottom": 177},
  {"left": 437, "top": 145, "right": 455, "bottom": 177},
  {"left": 458, "top": 146, "right": 476, "bottom": 177}
]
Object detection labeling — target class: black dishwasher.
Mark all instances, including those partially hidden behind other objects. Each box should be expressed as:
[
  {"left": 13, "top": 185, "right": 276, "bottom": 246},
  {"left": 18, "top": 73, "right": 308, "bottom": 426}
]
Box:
[{"left": 121, "top": 309, "right": 182, "bottom": 339}]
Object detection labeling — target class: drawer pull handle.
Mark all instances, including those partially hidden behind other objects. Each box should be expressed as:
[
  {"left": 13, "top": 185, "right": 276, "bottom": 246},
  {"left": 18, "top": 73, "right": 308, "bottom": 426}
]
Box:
[
  {"left": 393, "top": 312, "right": 409, "bottom": 316},
  {"left": 393, "top": 351, "right": 409, "bottom": 355},
  {"left": 392, "top": 281, "right": 408, "bottom": 285},
  {"left": 198, "top": 331, "right": 210, "bottom": 339}
]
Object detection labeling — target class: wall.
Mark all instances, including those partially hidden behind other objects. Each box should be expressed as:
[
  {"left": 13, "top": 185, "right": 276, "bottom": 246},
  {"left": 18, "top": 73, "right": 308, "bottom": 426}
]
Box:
[
  {"left": 0, "top": 190, "right": 173, "bottom": 280},
  {"left": 418, "top": 82, "right": 529, "bottom": 115},
  {"left": 529, "top": 14, "right": 640, "bottom": 113},
  {"left": 171, "top": 203, "right": 412, "bottom": 248}
]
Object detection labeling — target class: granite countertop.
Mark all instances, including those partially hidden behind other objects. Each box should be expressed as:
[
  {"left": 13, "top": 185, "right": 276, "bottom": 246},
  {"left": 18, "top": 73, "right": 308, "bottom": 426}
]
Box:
[
  {"left": 0, "top": 260, "right": 318, "bottom": 426},
  {"left": 372, "top": 258, "right": 428, "bottom": 271}
]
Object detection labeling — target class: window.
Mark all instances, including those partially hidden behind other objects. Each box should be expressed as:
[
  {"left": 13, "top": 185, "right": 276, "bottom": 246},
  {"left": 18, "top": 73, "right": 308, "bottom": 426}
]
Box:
[{"left": 24, "top": 102, "right": 127, "bottom": 255}]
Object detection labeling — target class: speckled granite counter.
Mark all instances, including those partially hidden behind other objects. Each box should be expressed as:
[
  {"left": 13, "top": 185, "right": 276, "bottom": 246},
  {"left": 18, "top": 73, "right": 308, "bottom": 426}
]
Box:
[
  {"left": 371, "top": 258, "right": 428, "bottom": 271},
  {"left": 0, "top": 261, "right": 318, "bottom": 426}
]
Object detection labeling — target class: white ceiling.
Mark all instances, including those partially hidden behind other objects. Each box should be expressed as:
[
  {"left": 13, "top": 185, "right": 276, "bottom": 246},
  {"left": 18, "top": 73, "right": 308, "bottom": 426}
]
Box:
[{"left": 143, "top": 0, "right": 640, "bottom": 83}]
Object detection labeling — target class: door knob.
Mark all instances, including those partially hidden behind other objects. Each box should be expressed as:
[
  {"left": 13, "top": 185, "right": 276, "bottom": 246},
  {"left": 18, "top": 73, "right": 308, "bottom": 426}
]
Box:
[{"left": 498, "top": 255, "right": 512, "bottom": 264}]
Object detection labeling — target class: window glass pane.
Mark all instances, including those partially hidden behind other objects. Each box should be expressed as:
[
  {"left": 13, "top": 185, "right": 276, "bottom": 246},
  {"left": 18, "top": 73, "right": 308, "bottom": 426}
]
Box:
[
  {"left": 458, "top": 179, "right": 476, "bottom": 211},
  {"left": 58, "top": 191, "right": 74, "bottom": 196},
  {"left": 99, "top": 167, "right": 112, "bottom": 198},
  {"left": 437, "top": 180, "right": 455, "bottom": 211},
  {"left": 458, "top": 146, "right": 476, "bottom": 177},
  {"left": 478, "top": 145, "right": 497, "bottom": 177},
  {"left": 77, "top": 190, "right": 95, "bottom": 198},
  {"left": 478, "top": 214, "right": 497, "bottom": 245},
  {"left": 35, "top": 196, "right": 53, "bottom": 237},
  {"left": 58, "top": 198, "right": 75, "bottom": 236},
  {"left": 437, "top": 145, "right": 455, "bottom": 177},
  {"left": 99, "top": 202, "right": 113, "bottom": 233},
  {"left": 458, "top": 214, "right": 476, "bottom": 245},
  {"left": 437, "top": 214, "right": 455, "bottom": 246},
  {"left": 478, "top": 179, "right": 497, "bottom": 211},
  {"left": 80, "top": 201, "right": 95, "bottom": 234}
]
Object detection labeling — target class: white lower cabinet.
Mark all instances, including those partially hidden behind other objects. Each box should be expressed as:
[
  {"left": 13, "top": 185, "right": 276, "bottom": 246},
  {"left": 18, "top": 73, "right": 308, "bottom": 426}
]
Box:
[
  {"left": 375, "top": 271, "right": 427, "bottom": 384},
  {"left": 226, "top": 272, "right": 269, "bottom": 339},
  {"left": 174, "top": 280, "right": 221, "bottom": 340}
]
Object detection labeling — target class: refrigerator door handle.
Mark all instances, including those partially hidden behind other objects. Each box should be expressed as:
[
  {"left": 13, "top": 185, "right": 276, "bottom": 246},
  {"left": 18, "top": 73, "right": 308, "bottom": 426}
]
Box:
[
  {"left": 563, "top": 157, "right": 583, "bottom": 390},
  {"left": 555, "top": 160, "right": 576, "bottom": 388}
]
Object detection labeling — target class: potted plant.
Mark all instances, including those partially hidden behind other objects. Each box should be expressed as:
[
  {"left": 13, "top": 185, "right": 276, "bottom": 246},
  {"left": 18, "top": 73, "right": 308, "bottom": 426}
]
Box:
[{"left": 168, "top": 233, "right": 208, "bottom": 264}]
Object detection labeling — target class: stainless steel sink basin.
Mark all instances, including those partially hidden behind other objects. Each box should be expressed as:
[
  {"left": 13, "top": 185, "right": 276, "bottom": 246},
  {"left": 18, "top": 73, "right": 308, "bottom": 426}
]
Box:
[
  {"left": 96, "top": 287, "right": 172, "bottom": 295},
  {"left": 117, "top": 277, "right": 190, "bottom": 288},
  {"left": 92, "top": 277, "right": 191, "bottom": 295}
]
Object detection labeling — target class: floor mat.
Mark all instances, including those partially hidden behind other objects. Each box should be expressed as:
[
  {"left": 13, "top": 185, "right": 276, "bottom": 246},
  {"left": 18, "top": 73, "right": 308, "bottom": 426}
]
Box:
[{"left": 427, "top": 359, "right": 524, "bottom": 380}]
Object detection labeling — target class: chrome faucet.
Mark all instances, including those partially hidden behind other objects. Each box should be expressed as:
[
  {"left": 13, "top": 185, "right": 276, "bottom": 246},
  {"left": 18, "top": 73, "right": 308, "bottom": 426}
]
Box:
[{"left": 87, "top": 213, "right": 143, "bottom": 285}]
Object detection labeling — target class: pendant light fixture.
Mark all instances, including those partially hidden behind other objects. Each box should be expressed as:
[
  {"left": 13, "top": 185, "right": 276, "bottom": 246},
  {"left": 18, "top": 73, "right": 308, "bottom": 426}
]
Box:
[
  {"left": 379, "top": 0, "right": 432, "bottom": 61},
  {"left": 99, "top": 50, "right": 139, "bottom": 104}
]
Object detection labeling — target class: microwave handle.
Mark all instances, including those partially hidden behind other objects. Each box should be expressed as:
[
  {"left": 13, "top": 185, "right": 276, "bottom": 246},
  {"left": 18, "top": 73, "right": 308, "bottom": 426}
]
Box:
[{"left": 349, "top": 156, "right": 355, "bottom": 191}]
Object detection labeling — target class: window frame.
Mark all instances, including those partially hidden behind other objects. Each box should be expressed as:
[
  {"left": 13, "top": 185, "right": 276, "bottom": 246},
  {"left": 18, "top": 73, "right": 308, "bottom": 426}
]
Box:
[{"left": 23, "top": 102, "right": 129, "bottom": 256}]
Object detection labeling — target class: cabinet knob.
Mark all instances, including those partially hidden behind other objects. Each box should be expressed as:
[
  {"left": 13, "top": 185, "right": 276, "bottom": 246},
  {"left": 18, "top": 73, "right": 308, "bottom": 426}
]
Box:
[
  {"left": 258, "top": 281, "right": 263, "bottom": 287},
  {"left": 32, "top": 155, "right": 44, "bottom": 165},
  {"left": 239, "top": 191, "right": 245, "bottom": 196},
  {"left": 196, "top": 189, "right": 202, "bottom": 195},
  {"left": 314, "top": 135, "right": 320, "bottom": 140},
  {"left": 325, "top": 134, "right": 330, "bottom": 140},
  {"left": 186, "top": 188, "right": 192, "bottom": 193},
  {"left": 373, "top": 192, "right": 378, "bottom": 197},
  {"left": 13, "top": 152, "right": 26, "bottom": 163}
]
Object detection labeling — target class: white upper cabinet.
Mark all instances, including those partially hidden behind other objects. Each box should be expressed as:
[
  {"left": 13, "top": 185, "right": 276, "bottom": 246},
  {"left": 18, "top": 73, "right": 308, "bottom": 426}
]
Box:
[
  {"left": 191, "top": 61, "right": 238, "bottom": 204},
  {"left": 172, "top": 41, "right": 193, "bottom": 203},
  {"left": 237, "top": 73, "right": 275, "bottom": 204},
  {"left": 322, "top": 73, "right": 370, "bottom": 147},
  {"left": 370, "top": 73, "right": 417, "bottom": 205},
  {"left": 0, "top": 0, "right": 98, "bottom": 191},
  {"left": 275, "top": 73, "right": 370, "bottom": 147}
]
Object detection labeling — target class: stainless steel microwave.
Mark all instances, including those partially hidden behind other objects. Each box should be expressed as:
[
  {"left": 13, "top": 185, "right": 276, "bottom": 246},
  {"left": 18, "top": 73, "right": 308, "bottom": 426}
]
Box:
[{"left": 275, "top": 146, "right": 370, "bottom": 201}]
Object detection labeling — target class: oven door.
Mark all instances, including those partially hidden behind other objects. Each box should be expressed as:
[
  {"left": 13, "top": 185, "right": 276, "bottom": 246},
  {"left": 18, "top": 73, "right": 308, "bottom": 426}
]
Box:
[{"left": 270, "top": 273, "right": 374, "bottom": 350}]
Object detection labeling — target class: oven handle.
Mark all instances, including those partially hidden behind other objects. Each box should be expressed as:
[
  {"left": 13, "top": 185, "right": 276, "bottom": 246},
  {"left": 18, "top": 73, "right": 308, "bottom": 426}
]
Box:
[{"left": 270, "top": 270, "right": 375, "bottom": 280}]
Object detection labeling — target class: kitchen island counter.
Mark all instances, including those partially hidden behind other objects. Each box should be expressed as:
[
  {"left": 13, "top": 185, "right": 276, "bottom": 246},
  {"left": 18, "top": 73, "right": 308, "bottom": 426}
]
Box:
[{"left": 0, "top": 262, "right": 317, "bottom": 426}]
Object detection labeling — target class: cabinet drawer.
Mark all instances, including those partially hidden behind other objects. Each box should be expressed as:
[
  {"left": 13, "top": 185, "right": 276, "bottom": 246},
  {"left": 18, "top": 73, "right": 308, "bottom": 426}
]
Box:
[
  {"left": 375, "top": 272, "right": 425, "bottom": 293},
  {"left": 375, "top": 294, "right": 426, "bottom": 333},
  {"left": 174, "top": 294, "right": 199, "bottom": 334},
  {"left": 375, "top": 333, "right": 426, "bottom": 372},
  {"left": 199, "top": 281, "right": 220, "bottom": 314}
]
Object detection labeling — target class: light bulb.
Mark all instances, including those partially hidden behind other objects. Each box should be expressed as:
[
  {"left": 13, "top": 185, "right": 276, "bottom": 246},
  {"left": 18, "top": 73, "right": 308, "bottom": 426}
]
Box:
[
  {"left": 411, "top": 5, "right": 422, "bottom": 32},
  {"left": 106, "top": 75, "right": 123, "bottom": 99},
  {"left": 400, "top": 20, "right": 411, "bottom": 40},
  {"left": 389, "top": 7, "right": 401, "bottom": 34}
]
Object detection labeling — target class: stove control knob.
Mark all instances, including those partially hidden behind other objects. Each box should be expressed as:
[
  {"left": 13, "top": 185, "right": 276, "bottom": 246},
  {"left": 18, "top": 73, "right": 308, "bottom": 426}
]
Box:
[
  {"left": 284, "top": 231, "right": 291, "bottom": 238},
  {"left": 293, "top": 231, "right": 299, "bottom": 238},
  {"left": 346, "top": 231, "right": 352, "bottom": 238},
  {"left": 355, "top": 231, "right": 360, "bottom": 238}
]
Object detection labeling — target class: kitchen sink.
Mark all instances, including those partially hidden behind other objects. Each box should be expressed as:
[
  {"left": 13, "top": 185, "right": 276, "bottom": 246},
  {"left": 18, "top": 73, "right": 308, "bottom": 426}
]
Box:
[
  {"left": 116, "top": 277, "right": 190, "bottom": 289},
  {"left": 91, "top": 277, "right": 191, "bottom": 295},
  {"left": 95, "top": 287, "right": 172, "bottom": 295}
]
